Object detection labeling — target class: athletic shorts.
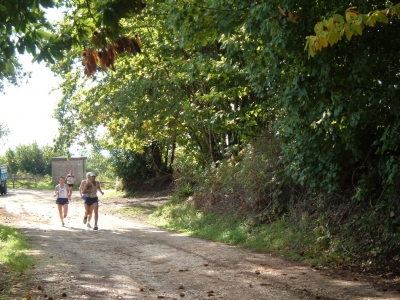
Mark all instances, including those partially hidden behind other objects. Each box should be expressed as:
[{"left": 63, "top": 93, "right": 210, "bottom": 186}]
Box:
[
  {"left": 67, "top": 183, "right": 74, "bottom": 187},
  {"left": 56, "top": 198, "right": 69, "bottom": 205},
  {"left": 85, "top": 196, "right": 99, "bottom": 206}
]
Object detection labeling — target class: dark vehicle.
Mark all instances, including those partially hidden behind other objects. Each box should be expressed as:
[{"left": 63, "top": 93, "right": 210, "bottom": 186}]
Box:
[{"left": 0, "top": 164, "right": 7, "bottom": 195}]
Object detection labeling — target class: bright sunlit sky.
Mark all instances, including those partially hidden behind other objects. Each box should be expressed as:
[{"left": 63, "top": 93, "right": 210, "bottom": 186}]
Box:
[
  {"left": 0, "top": 8, "right": 66, "bottom": 156},
  {"left": 0, "top": 55, "right": 63, "bottom": 155}
]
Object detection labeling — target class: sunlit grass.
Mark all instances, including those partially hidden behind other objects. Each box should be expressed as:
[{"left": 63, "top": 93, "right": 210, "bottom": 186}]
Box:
[
  {"left": 0, "top": 223, "right": 35, "bottom": 272},
  {"left": 143, "top": 196, "right": 340, "bottom": 266},
  {"left": 8, "top": 175, "right": 54, "bottom": 191},
  {"left": 148, "top": 197, "right": 250, "bottom": 244},
  {"left": 35, "top": 179, "right": 54, "bottom": 190},
  {"left": 119, "top": 206, "right": 154, "bottom": 217},
  {"left": 0, "top": 223, "right": 34, "bottom": 299},
  {"left": 101, "top": 189, "right": 132, "bottom": 201}
]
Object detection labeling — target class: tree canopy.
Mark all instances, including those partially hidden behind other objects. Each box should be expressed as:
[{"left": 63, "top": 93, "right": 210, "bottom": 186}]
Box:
[
  {"left": 3, "top": 142, "right": 58, "bottom": 175},
  {"left": 52, "top": 0, "right": 399, "bottom": 190},
  {"left": 0, "top": 0, "right": 146, "bottom": 90},
  {"left": 3, "top": 0, "right": 400, "bottom": 198}
]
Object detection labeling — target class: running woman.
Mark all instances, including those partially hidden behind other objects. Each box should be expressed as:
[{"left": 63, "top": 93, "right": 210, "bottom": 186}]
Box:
[{"left": 53, "top": 176, "right": 69, "bottom": 226}]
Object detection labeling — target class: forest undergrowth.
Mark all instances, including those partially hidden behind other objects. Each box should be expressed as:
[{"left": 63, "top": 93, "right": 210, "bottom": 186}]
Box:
[{"left": 153, "top": 136, "right": 400, "bottom": 277}]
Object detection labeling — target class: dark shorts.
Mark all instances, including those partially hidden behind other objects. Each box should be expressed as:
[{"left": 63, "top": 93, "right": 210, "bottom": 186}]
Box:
[
  {"left": 85, "top": 196, "right": 99, "bottom": 206},
  {"left": 56, "top": 198, "right": 69, "bottom": 205},
  {"left": 67, "top": 184, "right": 74, "bottom": 187}
]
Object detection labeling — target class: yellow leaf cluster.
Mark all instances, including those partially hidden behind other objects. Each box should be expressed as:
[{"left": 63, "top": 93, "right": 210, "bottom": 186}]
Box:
[
  {"left": 345, "top": 7, "right": 359, "bottom": 23},
  {"left": 305, "top": 3, "right": 400, "bottom": 57}
]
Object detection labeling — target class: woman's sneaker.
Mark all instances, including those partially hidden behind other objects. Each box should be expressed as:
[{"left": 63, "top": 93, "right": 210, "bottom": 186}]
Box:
[
  {"left": 87, "top": 223, "right": 91, "bottom": 228},
  {"left": 83, "top": 216, "right": 87, "bottom": 224},
  {"left": 94, "top": 224, "right": 98, "bottom": 230}
]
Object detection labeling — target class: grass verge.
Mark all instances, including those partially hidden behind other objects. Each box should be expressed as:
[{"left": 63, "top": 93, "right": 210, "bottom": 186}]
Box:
[
  {"left": 115, "top": 196, "right": 302, "bottom": 255},
  {"left": 101, "top": 189, "right": 133, "bottom": 201},
  {"left": 100, "top": 192, "right": 381, "bottom": 271},
  {"left": 0, "top": 223, "right": 35, "bottom": 299},
  {"left": 115, "top": 196, "right": 350, "bottom": 268}
]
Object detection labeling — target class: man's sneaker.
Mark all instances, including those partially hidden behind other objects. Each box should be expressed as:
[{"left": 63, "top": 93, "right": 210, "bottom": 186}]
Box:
[
  {"left": 83, "top": 216, "right": 87, "bottom": 224},
  {"left": 93, "top": 225, "right": 98, "bottom": 230},
  {"left": 87, "top": 223, "right": 91, "bottom": 228}
]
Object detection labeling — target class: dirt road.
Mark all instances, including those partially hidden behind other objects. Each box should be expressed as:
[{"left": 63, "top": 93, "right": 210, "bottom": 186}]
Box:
[{"left": 0, "top": 189, "right": 399, "bottom": 300}]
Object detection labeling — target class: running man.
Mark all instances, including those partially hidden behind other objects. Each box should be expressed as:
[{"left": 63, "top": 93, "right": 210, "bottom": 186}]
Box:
[
  {"left": 53, "top": 176, "right": 69, "bottom": 226},
  {"left": 65, "top": 170, "right": 75, "bottom": 200},
  {"left": 81, "top": 172, "right": 104, "bottom": 230},
  {"left": 79, "top": 172, "right": 91, "bottom": 224}
]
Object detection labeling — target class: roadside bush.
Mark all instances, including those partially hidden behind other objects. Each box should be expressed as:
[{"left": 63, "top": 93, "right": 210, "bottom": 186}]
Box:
[
  {"left": 190, "top": 135, "right": 287, "bottom": 217},
  {"left": 161, "top": 135, "right": 400, "bottom": 273}
]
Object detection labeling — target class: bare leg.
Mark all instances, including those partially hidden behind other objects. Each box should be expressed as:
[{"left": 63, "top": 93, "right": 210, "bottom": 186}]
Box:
[
  {"left": 87, "top": 204, "right": 94, "bottom": 224},
  {"left": 82, "top": 200, "right": 89, "bottom": 223},
  {"left": 84, "top": 203, "right": 89, "bottom": 217},
  {"left": 93, "top": 202, "right": 99, "bottom": 226},
  {"left": 57, "top": 204, "right": 64, "bottom": 225},
  {"left": 67, "top": 186, "right": 72, "bottom": 199},
  {"left": 63, "top": 204, "right": 68, "bottom": 218}
]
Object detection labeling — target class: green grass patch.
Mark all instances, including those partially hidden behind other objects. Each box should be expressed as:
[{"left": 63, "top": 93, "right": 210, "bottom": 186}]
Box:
[
  {"left": 0, "top": 223, "right": 35, "bottom": 299},
  {"left": 101, "top": 189, "right": 132, "bottom": 201},
  {"left": 119, "top": 205, "right": 155, "bottom": 217},
  {"left": 148, "top": 198, "right": 250, "bottom": 245},
  {"left": 146, "top": 197, "right": 351, "bottom": 267},
  {"left": 0, "top": 223, "right": 35, "bottom": 272},
  {"left": 35, "top": 180, "right": 55, "bottom": 190}
]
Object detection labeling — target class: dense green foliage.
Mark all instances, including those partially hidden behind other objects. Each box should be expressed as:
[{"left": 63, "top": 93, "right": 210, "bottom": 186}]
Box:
[
  {"left": 53, "top": 1, "right": 270, "bottom": 178},
  {"left": 3, "top": 143, "right": 57, "bottom": 175},
  {"left": 110, "top": 145, "right": 164, "bottom": 186},
  {"left": 54, "top": 0, "right": 400, "bottom": 194},
  {"left": 85, "top": 149, "right": 115, "bottom": 181}
]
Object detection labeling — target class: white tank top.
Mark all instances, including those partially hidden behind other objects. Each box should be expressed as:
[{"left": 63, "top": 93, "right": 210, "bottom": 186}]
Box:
[
  {"left": 66, "top": 174, "right": 74, "bottom": 184},
  {"left": 58, "top": 184, "right": 68, "bottom": 198}
]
